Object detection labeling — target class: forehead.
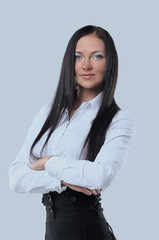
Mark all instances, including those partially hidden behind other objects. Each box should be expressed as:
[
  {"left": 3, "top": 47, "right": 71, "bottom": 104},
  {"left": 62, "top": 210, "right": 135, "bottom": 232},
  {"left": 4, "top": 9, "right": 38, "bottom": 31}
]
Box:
[{"left": 75, "top": 33, "right": 105, "bottom": 53}]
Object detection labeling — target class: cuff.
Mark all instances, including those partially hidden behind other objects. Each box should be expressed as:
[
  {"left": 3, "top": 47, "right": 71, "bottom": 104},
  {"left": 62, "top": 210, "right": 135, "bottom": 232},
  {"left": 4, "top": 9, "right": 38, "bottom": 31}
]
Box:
[
  {"left": 45, "top": 156, "right": 87, "bottom": 186},
  {"left": 53, "top": 178, "right": 67, "bottom": 193}
]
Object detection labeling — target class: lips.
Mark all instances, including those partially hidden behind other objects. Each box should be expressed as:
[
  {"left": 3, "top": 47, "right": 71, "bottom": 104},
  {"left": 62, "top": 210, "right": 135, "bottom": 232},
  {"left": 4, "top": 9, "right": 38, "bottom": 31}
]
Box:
[{"left": 80, "top": 74, "right": 95, "bottom": 79}]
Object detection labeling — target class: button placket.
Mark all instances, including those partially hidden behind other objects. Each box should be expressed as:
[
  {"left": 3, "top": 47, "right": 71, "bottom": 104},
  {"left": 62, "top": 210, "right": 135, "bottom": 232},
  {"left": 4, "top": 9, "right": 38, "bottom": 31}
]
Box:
[
  {"left": 44, "top": 193, "right": 55, "bottom": 219},
  {"left": 48, "top": 205, "right": 54, "bottom": 214}
]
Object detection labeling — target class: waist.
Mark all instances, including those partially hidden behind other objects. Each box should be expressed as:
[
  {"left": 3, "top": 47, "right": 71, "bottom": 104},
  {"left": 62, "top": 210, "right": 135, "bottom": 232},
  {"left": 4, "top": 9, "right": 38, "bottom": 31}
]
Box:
[
  {"left": 43, "top": 187, "right": 102, "bottom": 207},
  {"left": 42, "top": 187, "right": 104, "bottom": 223}
]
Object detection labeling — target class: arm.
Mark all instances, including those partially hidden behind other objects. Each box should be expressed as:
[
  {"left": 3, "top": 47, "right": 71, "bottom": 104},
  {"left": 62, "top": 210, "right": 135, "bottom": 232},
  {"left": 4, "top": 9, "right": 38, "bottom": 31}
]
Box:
[
  {"left": 45, "top": 111, "right": 136, "bottom": 191},
  {"left": 8, "top": 105, "right": 67, "bottom": 194}
]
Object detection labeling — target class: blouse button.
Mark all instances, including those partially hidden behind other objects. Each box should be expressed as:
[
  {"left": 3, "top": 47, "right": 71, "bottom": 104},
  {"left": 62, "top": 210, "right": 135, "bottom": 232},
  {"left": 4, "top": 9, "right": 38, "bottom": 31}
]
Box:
[{"left": 71, "top": 196, "right": 76, "bottom": 202}]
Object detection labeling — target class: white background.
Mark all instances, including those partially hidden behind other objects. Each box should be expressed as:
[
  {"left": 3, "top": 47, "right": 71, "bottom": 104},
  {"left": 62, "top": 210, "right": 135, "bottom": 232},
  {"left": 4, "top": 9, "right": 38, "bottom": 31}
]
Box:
[{"left": 1, "top": 0, "right": 158, "bottom": 239}]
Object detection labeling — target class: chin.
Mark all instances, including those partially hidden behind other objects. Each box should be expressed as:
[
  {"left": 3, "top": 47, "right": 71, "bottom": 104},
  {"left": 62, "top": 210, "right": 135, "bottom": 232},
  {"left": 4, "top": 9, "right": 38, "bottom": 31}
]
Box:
[{"left": 77, "top": 83, "right": 101, "bottom": 90}]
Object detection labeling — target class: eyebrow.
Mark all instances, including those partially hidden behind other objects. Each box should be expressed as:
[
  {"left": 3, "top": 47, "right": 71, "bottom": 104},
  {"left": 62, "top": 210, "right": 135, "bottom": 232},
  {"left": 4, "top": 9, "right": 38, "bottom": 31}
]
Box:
[{"left": 75, "top": 51, "right": 105, "bottom": 54}]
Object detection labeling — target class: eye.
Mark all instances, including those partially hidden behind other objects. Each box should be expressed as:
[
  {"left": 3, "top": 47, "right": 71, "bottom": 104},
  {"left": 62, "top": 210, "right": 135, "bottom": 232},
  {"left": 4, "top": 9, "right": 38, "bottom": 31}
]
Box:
[
  {"left": 75, "top": 55, "right": 83, "bottom": 61},
  {"left": 92, "top": 54, "right": 104, "bottom": 60}
]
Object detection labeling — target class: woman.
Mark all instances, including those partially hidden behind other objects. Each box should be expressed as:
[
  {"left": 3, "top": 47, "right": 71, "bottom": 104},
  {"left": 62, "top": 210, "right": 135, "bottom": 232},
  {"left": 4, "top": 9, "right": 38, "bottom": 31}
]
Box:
[{"left": 9, "top": 25, "right": 135, "bottom": 240}]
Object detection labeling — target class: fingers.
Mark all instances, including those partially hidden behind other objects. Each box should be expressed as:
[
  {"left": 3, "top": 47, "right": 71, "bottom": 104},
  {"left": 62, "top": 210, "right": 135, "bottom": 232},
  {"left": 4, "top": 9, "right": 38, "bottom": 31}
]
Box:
[
  {"left": 79, "top": 188, "right": 92, "bottom": 196},
  {"left": 95, "top": 189, "right": 101, "bottom": 194},
  {"left": 89, "top": 189, "right": 101, "bottom": 195},
  {"left": 62, "top": 182, "right": 101, "bottom": 196},
  {"left": 62, "top": 183, "right": 90, "bottom": 195},
  {"left": 80, "top": 188, "right": 101, "bottom": 196}
]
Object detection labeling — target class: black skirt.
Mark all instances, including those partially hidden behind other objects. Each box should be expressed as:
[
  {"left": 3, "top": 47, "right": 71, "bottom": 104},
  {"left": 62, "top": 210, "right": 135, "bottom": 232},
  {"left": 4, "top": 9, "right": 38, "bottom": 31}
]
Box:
[{"left": 42, "top": 187, "right": 117, "bottom": 240}]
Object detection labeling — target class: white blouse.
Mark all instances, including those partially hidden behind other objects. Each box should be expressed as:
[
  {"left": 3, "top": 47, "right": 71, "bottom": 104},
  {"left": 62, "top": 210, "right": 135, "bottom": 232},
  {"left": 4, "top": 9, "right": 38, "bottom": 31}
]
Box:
[{"left": 9, "top": 92, "right": 136, "bottom": 194}]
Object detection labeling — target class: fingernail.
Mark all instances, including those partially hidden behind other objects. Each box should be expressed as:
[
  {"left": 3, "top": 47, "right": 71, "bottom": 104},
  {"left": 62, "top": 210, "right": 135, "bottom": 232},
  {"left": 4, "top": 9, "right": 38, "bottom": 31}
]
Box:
[{"left": 93, "top": 190, "right": 97, "bottom": 195}]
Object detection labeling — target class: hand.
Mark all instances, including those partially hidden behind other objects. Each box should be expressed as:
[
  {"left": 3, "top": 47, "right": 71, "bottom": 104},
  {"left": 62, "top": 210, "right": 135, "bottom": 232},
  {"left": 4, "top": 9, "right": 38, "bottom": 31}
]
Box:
[
  {"left": 61, "top": 180, "right": 101, "bottom": 196},
  {"left": 28, "top": 156, "right": 53, "bottom": 170}
]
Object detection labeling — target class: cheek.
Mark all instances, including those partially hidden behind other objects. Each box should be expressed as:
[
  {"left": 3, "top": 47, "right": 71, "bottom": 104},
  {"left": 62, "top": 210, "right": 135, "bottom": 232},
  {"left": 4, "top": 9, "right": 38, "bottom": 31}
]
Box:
[
  {"left": 95, "top": 62, "right": 106, "bottom": 75},
  {"left": 75, "top": 62, "right": 83, "bottom": 78}
]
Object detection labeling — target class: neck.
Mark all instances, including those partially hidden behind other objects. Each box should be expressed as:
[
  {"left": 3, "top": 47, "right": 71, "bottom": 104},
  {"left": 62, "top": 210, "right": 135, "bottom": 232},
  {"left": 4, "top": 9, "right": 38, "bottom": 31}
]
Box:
[{"left": 75, "top": 87, "right": 101, "bottom": 109}]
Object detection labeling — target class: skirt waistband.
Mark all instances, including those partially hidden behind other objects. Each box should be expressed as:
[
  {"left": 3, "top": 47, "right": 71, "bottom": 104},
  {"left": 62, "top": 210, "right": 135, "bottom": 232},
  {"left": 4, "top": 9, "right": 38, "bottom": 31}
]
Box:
[
  {"left": 42, "top": 187, "right": 102, "bottom": 208},
  {"left": 42, "top": 187, "right": 103, "bottom": 222}
]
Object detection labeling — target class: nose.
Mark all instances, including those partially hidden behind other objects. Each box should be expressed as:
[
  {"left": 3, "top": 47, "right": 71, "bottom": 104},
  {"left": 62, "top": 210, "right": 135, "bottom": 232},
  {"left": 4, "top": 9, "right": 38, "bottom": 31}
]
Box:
[{"left": 82, "top": 58, "right": 93, "bottom": 71}]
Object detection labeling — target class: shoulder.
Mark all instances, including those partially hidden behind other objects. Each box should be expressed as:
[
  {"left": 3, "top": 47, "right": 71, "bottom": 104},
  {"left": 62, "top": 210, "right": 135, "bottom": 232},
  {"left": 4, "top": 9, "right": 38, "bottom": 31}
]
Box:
[
  {"left": 30, "top": 104, "right": 52, "bottom": 128},
  {"left": 111, "top": 110, "right": 135, "bottom": 127},
  {"left": 36, "top": 104, "right": 51, "bottom": 119},
  {"left": 106, "top": 109, "right": 136, "bottom": 142}
]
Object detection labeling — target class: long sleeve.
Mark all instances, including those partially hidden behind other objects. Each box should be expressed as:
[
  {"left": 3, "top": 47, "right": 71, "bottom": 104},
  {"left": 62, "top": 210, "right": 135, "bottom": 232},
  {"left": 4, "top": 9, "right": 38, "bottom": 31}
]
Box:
[
  {"left": 9, "top": 105, "right": 67, "bottom": 194},
  {"left": 45, "top": 111, "right": 136, "bottom": 191}
]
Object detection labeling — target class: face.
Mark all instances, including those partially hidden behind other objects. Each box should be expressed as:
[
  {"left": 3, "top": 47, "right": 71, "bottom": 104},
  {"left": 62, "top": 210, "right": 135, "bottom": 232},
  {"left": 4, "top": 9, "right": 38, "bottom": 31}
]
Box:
[{"left": 75, "top": 33, "right": 106, "bottom": 93}]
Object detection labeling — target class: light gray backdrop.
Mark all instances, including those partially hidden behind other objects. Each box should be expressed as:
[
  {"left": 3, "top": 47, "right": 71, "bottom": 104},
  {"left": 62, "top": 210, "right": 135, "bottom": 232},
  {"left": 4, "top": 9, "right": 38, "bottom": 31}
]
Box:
[{"left": 1, "top": 0, "right": 158, "bottom": 239}]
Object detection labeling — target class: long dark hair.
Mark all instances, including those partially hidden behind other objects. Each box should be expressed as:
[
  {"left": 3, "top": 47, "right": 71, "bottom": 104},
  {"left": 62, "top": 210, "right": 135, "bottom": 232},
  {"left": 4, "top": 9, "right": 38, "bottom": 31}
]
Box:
[{"left": 30, "top": 25, "right": 120, "bottom": 162}]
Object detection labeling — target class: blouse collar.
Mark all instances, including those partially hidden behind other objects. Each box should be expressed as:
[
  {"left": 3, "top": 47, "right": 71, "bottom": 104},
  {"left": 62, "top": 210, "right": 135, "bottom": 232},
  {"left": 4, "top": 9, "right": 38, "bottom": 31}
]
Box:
[
  {"left": 88, "top": 91, "right": 103, "bottom": 114},
  {"left": 65, "top": 91, "right": 103, "bottom": 115}
]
